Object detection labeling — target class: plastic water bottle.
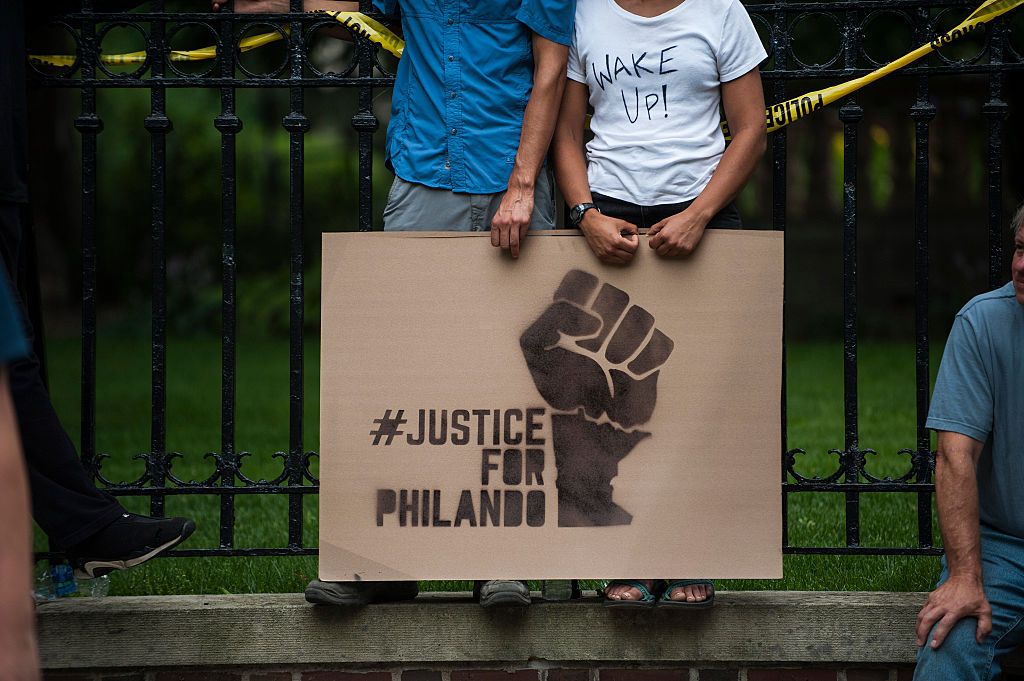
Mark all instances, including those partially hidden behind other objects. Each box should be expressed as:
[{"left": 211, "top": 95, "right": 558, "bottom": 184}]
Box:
[
  {"left": 86, "top": 574, "right": 111, "bottom": 597},
  {"left": 51, "top": 563, "right": 78, "bottom": 597},
  {"left": 33, "top": 568, "right": 55, "bottom": 602},
  {"left": 541, "top": 579, "right": 574, "bottom": 601}
]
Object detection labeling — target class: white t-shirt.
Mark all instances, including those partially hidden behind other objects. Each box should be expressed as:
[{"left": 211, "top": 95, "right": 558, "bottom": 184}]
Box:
[{"left": 567, "top": 0, "right": 767, "bottom": 204}]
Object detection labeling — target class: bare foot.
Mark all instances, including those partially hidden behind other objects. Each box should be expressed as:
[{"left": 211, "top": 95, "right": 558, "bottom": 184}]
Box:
[
  {"left": 604, "top": 580, "right": 655, "bottom": 602},
  {"left": 668, "top": 581, "right": 713, "bottom": 603}
]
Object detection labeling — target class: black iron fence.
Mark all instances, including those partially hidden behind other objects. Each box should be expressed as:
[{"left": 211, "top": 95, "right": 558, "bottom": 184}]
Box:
[{"left": 27, "top": 0, "right": 1024, "bottom": 560}]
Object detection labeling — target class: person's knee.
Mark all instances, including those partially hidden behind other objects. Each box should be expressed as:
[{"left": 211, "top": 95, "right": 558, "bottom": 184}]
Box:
[{"left": 914, "top": 618, "right": 990, "bottom": 681}]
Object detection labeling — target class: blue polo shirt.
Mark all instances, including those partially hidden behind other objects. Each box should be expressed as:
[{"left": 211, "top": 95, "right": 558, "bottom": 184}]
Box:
[
  {"left": 927, "top": 282, "right": 1024, "bottom": 539},
  {"left": 374, "top": 0, "right": 575, "bottom": 194}
]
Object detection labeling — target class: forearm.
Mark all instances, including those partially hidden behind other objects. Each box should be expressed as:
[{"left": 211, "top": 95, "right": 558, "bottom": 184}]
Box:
[
  {"left": 508, "top": 37, "right": 569, "bottom": 192},
  {"left": 935, "top": 436, "right": 984, "bottom": 579},
  {"left": 552, "top": 115, "right": 592, "bottom": 208},
  {"left": 688, "top": 126, "right": 765, "bottom": 221}
]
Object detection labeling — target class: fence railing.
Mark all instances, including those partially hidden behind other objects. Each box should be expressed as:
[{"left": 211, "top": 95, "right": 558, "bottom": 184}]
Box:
[{"left": 27, "top": 0, "right": 1024, "bottom": 560}]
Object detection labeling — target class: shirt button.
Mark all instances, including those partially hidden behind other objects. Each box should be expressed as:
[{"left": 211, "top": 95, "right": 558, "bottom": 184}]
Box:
[
  {"left": 448, "top": 55, "right": 455, "bottom": 62},
  {"left": 447, "top": 17, "right": 454, "bottom": 24},
  {"left": 451, "top": 128, "right": 457, "bottom": 135},
  {"left": 450, "top": 92, "right": 457, "bottom": 99},
  {"left": 445, "top": 161, "right": 451, "bottom": 169}
]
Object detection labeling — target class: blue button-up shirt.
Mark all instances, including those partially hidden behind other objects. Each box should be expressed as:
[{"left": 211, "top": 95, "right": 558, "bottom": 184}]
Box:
[{"left": 374, "top": 0, "right": 574, "bottom": 194}]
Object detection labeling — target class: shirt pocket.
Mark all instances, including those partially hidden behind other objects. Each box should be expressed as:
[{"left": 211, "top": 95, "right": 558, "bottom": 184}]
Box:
[{"left": 462, "top": 0, "right": 521, "bottom": 22}]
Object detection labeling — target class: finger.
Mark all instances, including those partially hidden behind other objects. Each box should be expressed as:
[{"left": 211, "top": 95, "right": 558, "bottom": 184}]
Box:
[
  {"left": 617, "top": 235, "right": 640, "bottom": 253},
  {"left": 509, "top": 226, "right": 520, "bottom": 259},
  {"left": 648, "top": 231, "right": 663, "bottom": 248},
  {"left": 930, "top": 612, "right": 961, "bottom": 649},
  {"left": 977, "top": 608, "right": 992, "bottom": 643},
  {"left": 577, "top": 283, "right": 629, "bottom": 351},
  {"left": 657, "top": 241, "right": 673, "bottom": 257},
  {"left": 916, "top": 606, "right": 941, "bottom": 646},
  {"left": 606, "top": 305, "right": 655, "bottom": 363},
  {"left": 553, "top": 270, "right": 600, "bottom": 306},
  {"left": 520, "top": 301, "right": 602, "bottom": 353},
  {"left": 490, "top": 223, "right": 501, "bottom": 248},
  {"left": 499, "top": 225, "right": 511, "bottom": 251},
  {"left": 648, "top": 219, "right": 666, "bottom": 236},
  {"left": 628, "top": 328, "right": 674, "bottom": 374}
]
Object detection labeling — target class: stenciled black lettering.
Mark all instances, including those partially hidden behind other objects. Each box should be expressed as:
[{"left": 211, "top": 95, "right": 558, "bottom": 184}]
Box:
[
  {"left": 480, "top": 490, "right": 500, "bottom": 526},
  {"left": 432, "top": 490, "right": 452, "bottom": 526},
  {"left": 376, "top": 489, "right": 396, "bottom": 526},
  {"left": 503, "top": 449, "right": 523, "bottom": 485},
  {"left": 504, "top": 490, "right": 523, "bottom": 527},
  {"left": 491, "top": 409, "right": 500, "bottom": 445},
  {"left": 421, "top": 488, "right": 429, "bottom": 524},
  {"left": 407, "top": 409, "right": 425, "bottom": 445},
  {"left": 526, "top": 408, "right": 545, "bottom": 445},
  {"left": 454, "top": 490, "right": 478, "bottom": 527},
  {"left": 525, "top": 449, "right": 544, "bottom": 486},
  {"left": 503, "top": 409, "right": 523, "bottom": 445},
  {"left": 526, "top": 491, "right": 545, "bottom": 527},
  {"left": 472, "top": 409, "right": 488, "bottom": 445},
  {"left": 399, "top": 489, "right": 419, "bottom": 527},
  {"left": 451, "top": 409, "right": 470, "bottom": 445},
  {"left": 659, "top": 45, "right": 678, "bottom": 75},
  {"left": 481, "top": 448, "right": 500, "bottom": 485},
  {"left": 428, "top": 409, "right": 448, "bottom": 445}
]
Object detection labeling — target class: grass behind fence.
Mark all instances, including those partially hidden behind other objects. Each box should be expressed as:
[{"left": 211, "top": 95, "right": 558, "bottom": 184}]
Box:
[{"left": 36, "top": 336, "right": 943, "bottom": 595}]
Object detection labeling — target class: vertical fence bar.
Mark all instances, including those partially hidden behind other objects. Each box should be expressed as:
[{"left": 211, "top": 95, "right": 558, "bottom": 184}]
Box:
[
  {"left": 146, "top": 0, "right": 171, "bottom": 516},
  {"left": 984, "top": 20, "right": 1007, "bottom": 288},
  {"left": 353, "top": 0, "right": 379, "bottom": 232},
  {"left": 74, "top": 0, "right": 101, "bottom": 483},
  {"left": 214, "top": 7, "right": 241, "bottom": 550},
  {"left": 910, "top": 6, "right": 936, "bottom": 549},
  {"left": 839, "top": 9, "right": 863, "bottom": 549},
  {"left": 769, "top": 4, "right": 790, "bottom": 551},
  {"left": 284, "top": 0, "right": 310, "bottom": 551}
]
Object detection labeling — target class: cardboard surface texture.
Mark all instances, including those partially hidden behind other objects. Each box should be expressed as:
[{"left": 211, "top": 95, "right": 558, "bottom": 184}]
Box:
[{"left": 319, "top": 230, "right": 784, "bottom": 580}]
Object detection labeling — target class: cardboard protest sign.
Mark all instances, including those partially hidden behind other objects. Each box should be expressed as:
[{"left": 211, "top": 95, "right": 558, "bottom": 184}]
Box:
[{"left": 319, "top": 230, "right": 783, "bottom": 580}]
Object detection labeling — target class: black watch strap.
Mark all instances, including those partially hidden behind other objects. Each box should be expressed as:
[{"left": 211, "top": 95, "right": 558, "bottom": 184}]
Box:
[{"left": 569, "top": 202, "right": 599, "bottom": 227}]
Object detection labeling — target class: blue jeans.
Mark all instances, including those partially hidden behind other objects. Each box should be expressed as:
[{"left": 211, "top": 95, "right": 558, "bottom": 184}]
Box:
[{"left": 914, "top": 524, "right": 1024, "bottom": 680}]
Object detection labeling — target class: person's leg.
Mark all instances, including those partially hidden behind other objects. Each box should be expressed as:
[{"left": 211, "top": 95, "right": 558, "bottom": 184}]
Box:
[
  {"left": 0, "top": 203, "right": 124, "bottom": 547},
  {"left": 914, "top": 526, "right": 1024, "bottom": 680},
  {"left": 0, "top": 203, "right": 195, "bottom": 576},
  {"left": 382, "top": 177, "right": 476, "bottom": 232}
]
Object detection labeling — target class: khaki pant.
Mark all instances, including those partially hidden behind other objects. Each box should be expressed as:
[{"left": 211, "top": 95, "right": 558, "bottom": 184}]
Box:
[{"left": 382, "top": 170, "right": 556, "bottom": 232}]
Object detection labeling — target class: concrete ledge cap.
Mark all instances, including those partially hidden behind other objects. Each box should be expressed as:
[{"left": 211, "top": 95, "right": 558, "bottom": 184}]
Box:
[{"left": 38, "top": 590, "right": 946, "bottom": 669}]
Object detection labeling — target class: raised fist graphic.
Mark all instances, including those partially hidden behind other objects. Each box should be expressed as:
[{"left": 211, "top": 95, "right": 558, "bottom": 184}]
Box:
[{"left": 520, "top": 270, "right": 674, "bottom": 527}]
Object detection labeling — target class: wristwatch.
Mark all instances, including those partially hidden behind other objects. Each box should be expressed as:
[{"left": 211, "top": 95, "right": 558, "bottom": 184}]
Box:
[{"left": 569, "top": 202, "right": 600, "bottom": 227}]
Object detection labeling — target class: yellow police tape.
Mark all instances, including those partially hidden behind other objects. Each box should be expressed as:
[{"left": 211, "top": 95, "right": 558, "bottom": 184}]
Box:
[
  {"left": 28, "top": 10, "right": 401, "bottom": 68},
  {"left": 723, "top": 0, "right": 1024, "bottom": 137},
  {"left": 27, "top": 0, "right": 1022, "bottom": 137}
]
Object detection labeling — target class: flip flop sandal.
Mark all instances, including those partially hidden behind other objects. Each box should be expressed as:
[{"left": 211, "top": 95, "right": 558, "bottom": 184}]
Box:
[
  {"left": 657, "top": 579, "right": 715, "bottom": 609},
  {"left": 602, "top": 579, "right": 661, "bottom": 609}
]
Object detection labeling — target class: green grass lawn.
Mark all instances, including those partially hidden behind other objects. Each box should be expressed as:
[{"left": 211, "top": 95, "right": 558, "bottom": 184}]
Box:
[{"left": 36, "top": 336, "right": 943, "bottom": 596}]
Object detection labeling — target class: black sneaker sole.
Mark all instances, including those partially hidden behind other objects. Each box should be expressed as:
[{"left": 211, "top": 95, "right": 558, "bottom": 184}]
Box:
[{"left": 74, "top": 519, "right": 196, "bottom": 580}]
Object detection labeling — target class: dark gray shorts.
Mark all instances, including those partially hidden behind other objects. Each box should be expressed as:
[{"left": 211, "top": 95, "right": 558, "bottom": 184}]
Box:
[{"left": 382, "top": 170, "right": 556, "bottom": 232}]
